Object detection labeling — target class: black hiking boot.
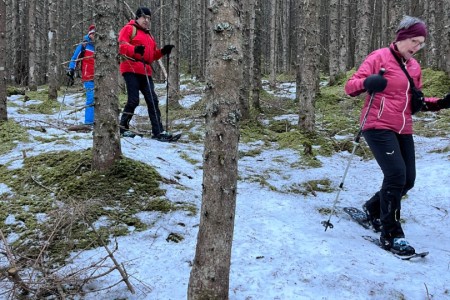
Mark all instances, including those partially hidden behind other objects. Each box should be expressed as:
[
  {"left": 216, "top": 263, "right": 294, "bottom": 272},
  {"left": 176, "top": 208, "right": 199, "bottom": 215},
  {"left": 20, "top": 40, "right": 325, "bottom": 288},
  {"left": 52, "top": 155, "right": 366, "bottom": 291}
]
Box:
[
  {"left": 152, "top": 132, "right": 173, "bottom": 142},
  {"left": 121, "top": 130, "right": 136, "bottom": 138},
  {"left": 362, "top": 204, "right": 382, "bottom": 232},
  {"left": 380, "top": 236, "right": 415, "bottom": 256}
]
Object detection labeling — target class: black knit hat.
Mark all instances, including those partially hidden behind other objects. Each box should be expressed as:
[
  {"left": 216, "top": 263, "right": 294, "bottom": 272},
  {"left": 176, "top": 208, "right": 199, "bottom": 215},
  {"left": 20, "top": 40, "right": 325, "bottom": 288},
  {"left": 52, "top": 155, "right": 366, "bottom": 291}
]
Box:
[{"left": 136, "top": 7, "right": 151, "bottom": 19}]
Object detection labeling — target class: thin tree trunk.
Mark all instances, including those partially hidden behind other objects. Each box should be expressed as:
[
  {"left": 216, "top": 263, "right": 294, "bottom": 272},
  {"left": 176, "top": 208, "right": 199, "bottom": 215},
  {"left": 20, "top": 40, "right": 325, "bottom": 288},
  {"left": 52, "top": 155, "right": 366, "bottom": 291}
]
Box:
[
  {"left": 240, "top": 0, "right": 253, "bottom": 120},
  {"left": 297, "top": 0, "right": 320, "bottom": 132},
  {"left": 328, "top": 0, "right": 339, "bottom": 85},
  {"left": 339, "top": 0, "right": 349, "bottom": 73},
  {"left": 269, "top": 0, "right": 276, "bottom": 87},
  {"left": 47, "top": 0, "right": 58, "bottom": 100},
  {"left": 187, "top": 0, "right": 242, "bottom": 298},
  {"left": 0, "top": 0, "right": 7, "bottom": 121},
  {"left": 168, "top": 0, "right": 181, "bottom": 109},
  {"left": 28, "top": 0, "right": 37, "bottom": 91},
  {"left": 354, "top": 0, "right": 371, "bottom": 67},
  {"left": 92, "top": 0, "right": 122, "bottom": 171},
  {"left": 424, "top": 0, "right": 437, "bottom": 68},
  {"left": 251, "top": 0, "right": 262, "bottom": 112}
]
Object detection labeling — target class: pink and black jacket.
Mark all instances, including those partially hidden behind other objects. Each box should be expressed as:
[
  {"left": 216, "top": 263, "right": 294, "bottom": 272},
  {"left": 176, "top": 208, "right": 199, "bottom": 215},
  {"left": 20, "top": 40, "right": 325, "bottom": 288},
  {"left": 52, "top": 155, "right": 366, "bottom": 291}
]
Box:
[{"left": 345, "top": 43, "right": 439, "bottom": 134}]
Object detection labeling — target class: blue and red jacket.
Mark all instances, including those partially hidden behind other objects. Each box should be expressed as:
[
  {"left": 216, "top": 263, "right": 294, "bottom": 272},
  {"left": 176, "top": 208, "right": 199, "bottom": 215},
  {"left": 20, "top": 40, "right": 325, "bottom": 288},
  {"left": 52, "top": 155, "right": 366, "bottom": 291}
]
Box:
[
  {"left": 118, "top": 20, "right": 163, "bottom": 76},
  {"left": 69, "top": 34, "right": 95, "bottom": 82}
]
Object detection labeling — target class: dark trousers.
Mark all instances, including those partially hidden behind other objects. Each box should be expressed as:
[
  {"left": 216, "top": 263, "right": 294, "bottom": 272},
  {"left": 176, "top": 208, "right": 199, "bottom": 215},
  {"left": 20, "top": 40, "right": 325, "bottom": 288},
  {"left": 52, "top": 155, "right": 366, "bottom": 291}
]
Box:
[
  {"left": 120, "top": 72, "right": 164, "bottom": 136},
  {"left": 362, "top": 129, "right": 416, "bottom": 238}
]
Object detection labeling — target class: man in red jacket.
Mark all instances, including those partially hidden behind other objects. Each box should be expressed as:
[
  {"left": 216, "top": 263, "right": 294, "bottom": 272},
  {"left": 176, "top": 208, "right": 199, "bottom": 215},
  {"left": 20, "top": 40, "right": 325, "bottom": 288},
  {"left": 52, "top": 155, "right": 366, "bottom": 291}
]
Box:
[
  {"left": 345, "top": 15, "right": 450, "bottom": 256},
  {"left": 118, "top": 7, "right": 174, "bottom": 140},
  {"left": 67, "top": 25, "right": 96, "bottom": 125}
]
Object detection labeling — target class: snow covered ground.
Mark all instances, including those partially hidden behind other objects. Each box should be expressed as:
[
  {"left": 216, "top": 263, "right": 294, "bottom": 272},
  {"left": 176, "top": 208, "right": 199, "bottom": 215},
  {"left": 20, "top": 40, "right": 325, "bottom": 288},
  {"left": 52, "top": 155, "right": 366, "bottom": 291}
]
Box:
[{"left": 1, "top": 85, "right": 450, "bottom": 300}]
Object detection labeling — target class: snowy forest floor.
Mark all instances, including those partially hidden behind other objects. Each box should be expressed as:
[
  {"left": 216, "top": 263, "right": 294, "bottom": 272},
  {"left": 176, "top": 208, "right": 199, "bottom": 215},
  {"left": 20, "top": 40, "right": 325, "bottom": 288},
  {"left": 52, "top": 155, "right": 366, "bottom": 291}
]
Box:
[{"left": 1, "top": 75, "right": 450, "bottom": 299}]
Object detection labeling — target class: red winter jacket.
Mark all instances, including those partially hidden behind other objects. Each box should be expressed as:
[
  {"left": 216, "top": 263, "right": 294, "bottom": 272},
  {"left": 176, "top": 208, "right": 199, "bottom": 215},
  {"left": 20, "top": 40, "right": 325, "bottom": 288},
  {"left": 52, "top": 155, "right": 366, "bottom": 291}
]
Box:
[
  {"left": 118, "top": 20, "right": 163, "bottom": 76},
  {"left": 345, "top": 43, "right": 439, "bottom": 134}
]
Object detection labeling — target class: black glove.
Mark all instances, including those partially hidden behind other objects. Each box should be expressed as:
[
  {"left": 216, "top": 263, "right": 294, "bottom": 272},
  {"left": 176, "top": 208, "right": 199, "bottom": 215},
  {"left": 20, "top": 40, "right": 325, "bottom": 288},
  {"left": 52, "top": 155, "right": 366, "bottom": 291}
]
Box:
[
  {"left": 161, "top": 44, "right": 175, "bottom": 55},
  {"left": 134, "top": 45, "right": 145, "bottom": 56},
  {"left": 66, "top": 68, "right": 74, "bottom": 79},
  {"left": 66, "top": 69, "right": 75, "bottom": 86},
  {"left": 363, "top": 74, "right": 388, "bottom": 94},
  {"left": 437, "top": 93, "right": 450, "bottom": 109}
]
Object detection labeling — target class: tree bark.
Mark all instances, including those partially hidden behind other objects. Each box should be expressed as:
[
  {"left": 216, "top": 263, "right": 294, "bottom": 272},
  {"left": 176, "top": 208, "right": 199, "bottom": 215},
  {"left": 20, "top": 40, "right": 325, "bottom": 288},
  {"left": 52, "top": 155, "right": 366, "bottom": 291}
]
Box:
[
  {"left": 92, "top": 0, "right": 122, "bottom": 171},
  {"left": 0, "top": 0, "right": 7, "bottom": 121},
  {"left": 240, "top": 0, "right": 254, "bottom": 120},
  {"left": 187, "top": 0, "right": 242, "bottom": 299},
  {"left": 251, "top": 0, "right": 262, "bottom": 112},
  {"left": 28, "top": 0, "right": 37, "bottom": 91},
  {"left": 168, "top": 0, "right": 182, "bottom": 109},
  {"left": 297, "top": 0, "right": 320, "bottom": 132},
  {"left": 269, "top": 0, "right": 276, "bottom": 87},
  {"left": 328, "top": 0, "right": 339, "bottom": 85},
  {"left": 354, "top": 0, "right": 371, "bottom": 67},
  {"left": 47, "top": 0, "right": 58, "bottom": 100},
  {"left": 338, "top": 0, "right": 349, "bottom": 74}
]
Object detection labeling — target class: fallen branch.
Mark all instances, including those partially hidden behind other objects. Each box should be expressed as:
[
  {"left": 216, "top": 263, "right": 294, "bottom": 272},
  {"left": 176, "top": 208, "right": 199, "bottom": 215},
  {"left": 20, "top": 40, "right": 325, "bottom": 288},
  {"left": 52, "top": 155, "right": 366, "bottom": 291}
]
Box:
[{"left": 87, "top": 221, "right": 135, "bottom": 294}]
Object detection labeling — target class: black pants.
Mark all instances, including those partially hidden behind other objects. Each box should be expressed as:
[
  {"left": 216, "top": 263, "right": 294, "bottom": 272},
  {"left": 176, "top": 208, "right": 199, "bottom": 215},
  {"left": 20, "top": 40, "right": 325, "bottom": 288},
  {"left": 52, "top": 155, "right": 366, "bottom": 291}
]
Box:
[
  {"left": 362, "top": 129, "right": 416, "bottom": 238},
  {"left": 120, "top": 72, "right": 164, "bottom": 136}
]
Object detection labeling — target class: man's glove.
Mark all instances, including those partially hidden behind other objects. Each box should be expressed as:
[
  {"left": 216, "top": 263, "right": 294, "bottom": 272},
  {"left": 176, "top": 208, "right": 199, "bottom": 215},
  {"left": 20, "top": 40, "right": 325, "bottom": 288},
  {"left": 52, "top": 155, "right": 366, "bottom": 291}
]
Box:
[
  {"left": 66, "top": 68, "right": 75, "bottom": 79},
  {"left": 437, "top": 93, "right": 450, "bottom": 109},
  {"left": 66, "top": 69, "right": 75, "bottom": 86},
  {"left": 161, "top": 45, "right": 175, "bottom": 55},
  {"left": 363, "top": 74, "right": 388, "bottom": 94},
  {"left": 134, "top": 45, "right": 145, "bottom": 56}
]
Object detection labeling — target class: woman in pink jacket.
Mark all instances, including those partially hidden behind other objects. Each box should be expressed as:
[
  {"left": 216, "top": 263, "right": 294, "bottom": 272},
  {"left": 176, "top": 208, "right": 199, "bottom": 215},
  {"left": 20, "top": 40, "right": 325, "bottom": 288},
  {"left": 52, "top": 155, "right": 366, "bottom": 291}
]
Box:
[{"left": 345, "top": 16, "right": 450, "bottom": 256}]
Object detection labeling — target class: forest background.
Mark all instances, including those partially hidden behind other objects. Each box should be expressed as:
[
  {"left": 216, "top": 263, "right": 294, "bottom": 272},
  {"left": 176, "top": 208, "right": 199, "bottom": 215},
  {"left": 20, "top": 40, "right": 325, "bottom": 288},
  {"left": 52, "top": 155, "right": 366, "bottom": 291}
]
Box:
[{"left": 0, "top": 0, "right": 449, "bottom": 299}]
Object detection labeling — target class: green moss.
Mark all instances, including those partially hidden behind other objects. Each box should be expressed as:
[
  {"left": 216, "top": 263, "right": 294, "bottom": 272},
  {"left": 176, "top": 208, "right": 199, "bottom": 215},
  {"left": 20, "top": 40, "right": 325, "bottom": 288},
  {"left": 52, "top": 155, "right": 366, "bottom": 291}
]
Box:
[
  {"left": 180, "top": 152, "right": 200, "bottom": 165},
  {"left": 0, "top": 120, "right": 30, "bottom": 155},
  {"left": 26, "top": 88, "right": 50, "bottom": 102},
  {"left": 7, "top": 86, "right": 26, "bottom": 96},
  {"left": 0, "top": 149, "right": 197, "bottom": 263},
  {"left": 286, "top": 179, "right": 334, "bottom": 196},
  {"left": 24, "top": 99, "right": 61, "bottom": 114},
  {"left": 421, "top": 68, "right": 450, "bottom": 97}
]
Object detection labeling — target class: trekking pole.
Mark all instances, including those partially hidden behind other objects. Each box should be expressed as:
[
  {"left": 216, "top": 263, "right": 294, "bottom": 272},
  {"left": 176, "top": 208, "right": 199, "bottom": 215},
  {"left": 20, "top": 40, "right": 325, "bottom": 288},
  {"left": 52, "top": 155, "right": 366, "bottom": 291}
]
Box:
[
  {"left": 143, "top": 60, "right": 163, "bottom": 135},
  {"left": 322, "top": 68, "right": 385, "bottom": 231},
  {"left": 57, "top": 76, "right": 73, "bottom": 122},
  {"left": 165, "top": 53, "right": 170, "bottom": 133}
]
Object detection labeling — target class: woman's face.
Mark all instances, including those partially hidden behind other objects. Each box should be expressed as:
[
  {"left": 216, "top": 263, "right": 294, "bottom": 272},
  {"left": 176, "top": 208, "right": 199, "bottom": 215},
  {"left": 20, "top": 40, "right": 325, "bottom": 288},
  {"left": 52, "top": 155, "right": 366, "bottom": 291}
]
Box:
[
  {"left": 136, "top": 15, "right": 151, "bottom": 30},
  {"left": 396, "top": 36, "right": 425, "bottom": 60}
]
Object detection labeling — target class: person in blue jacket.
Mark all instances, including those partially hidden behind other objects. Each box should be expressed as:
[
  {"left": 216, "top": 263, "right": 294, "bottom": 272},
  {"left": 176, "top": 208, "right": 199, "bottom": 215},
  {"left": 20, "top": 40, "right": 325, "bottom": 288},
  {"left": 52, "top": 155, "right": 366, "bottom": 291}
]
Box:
[{"left": 67, "top": 25, "right": 96, "bottom": 125}]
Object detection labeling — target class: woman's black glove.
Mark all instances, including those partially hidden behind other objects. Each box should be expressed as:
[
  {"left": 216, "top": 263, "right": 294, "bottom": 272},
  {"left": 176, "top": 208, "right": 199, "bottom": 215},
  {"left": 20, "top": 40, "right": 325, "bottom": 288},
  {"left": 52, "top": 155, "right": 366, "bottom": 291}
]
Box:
[
  {"left": 161, "top": 45, "right": 175, "bottom": 55},
  {"left": 437, "top": 93, "right": 450, "bottom": 109},
  {"left": 134, "top": 45, "right": 145, "bottom": 56},
  {"left": 363, "top": 74, "right": 388, "bottom": 94}
]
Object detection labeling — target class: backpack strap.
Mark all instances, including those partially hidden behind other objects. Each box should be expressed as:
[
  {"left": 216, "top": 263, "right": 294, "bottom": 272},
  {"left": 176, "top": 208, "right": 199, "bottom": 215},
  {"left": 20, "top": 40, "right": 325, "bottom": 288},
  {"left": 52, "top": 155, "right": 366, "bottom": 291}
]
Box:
[{"left": 389, "top": 48, "right": 416, "bottom": 89}]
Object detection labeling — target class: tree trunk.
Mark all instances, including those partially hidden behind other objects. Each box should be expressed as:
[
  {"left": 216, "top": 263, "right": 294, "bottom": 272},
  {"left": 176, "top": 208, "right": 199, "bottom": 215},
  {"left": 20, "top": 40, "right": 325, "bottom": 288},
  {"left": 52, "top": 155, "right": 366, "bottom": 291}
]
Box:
[
  {"left": 240, "top": 0, "right": 254, "bottom": 120},
  {"left": 187, "top": 0, "right": 242, "bottom": 299},
  {"left": 28, "top": 0, "right": 37, "bottom": 91},
  {"left": 251, "top": 0, "right": 262, "bottom": 112},
  {"left": 47, "top": 0, "right": 58, "bottom": 100},
  {"left": 92, "top": 0, "right": 122, "bottom": 172},
  {"left": 168, "top": 0, "right": 182, "bottom": 109},
  {"left": 328, "top": 0, "right": 339, "bottom": 85},
  {"left": 339, "top": 0, "right": 349, "bottom": 74},
  {"left": 0, "top": 0, "right": 6, "bottom": 121},
  {"left": 297, "top": 0, "right": 320, "bottom": 132},
  {"left": 269, "top": 0, "right": 276, "bottom": 87},
  {"left": 424, "top": 0, "right": 437, "bottom": 68},
  {"left": 354, "top": 0, "right": 371, "bottom": 67}
]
